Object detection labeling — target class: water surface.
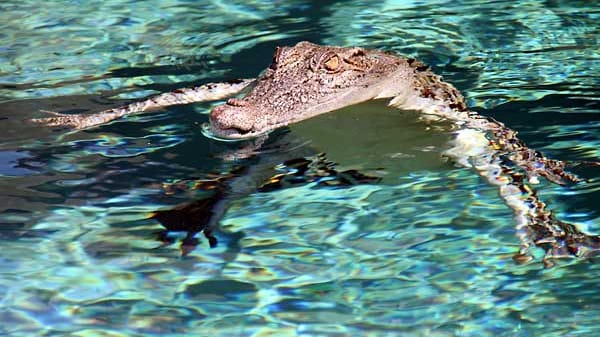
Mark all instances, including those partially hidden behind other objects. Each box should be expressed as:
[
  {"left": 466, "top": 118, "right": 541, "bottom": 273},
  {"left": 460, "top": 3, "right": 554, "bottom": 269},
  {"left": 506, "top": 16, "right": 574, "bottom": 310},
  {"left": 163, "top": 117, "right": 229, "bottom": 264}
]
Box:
[{"left": 1, "top": 1, "right": 600, "bottom": 336}]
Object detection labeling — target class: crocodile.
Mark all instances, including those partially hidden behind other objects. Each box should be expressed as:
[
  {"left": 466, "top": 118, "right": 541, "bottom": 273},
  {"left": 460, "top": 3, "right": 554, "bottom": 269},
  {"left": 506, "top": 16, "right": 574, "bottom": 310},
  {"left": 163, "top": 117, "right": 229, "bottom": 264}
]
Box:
[{"left": 32, "top": 41, "right": 600, "bottom": 265}]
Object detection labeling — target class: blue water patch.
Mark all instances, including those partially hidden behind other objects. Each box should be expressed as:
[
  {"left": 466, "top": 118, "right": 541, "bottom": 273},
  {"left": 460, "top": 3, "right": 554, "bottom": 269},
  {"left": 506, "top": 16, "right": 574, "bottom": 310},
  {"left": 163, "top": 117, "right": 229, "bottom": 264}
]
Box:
[
  {"left": 0, "top": 0, "right": 599, "bottom": 336},
  {"left": 0, "top": 150, "right": 40, "bottom": 176}
]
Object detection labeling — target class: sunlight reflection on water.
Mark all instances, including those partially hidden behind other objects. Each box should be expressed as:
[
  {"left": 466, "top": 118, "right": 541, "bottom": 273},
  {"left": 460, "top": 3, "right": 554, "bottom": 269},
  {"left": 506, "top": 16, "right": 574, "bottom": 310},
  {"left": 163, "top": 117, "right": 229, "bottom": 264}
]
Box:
[{"left": 0, "top": 0, "right": 599, "bottom": 336}]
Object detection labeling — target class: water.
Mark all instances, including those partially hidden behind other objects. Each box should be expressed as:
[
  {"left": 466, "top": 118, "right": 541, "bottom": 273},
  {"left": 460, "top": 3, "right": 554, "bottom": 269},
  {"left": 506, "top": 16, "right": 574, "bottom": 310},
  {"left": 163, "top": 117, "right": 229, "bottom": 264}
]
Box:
[{"left": 1, "top": 0, "right": 599, "bottom": 336}]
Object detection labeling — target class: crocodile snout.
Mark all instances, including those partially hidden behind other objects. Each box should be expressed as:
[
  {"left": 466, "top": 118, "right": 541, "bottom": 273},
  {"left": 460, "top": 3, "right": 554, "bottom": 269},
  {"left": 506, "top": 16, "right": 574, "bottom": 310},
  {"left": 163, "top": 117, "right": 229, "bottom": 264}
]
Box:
[{"left": 209, "top": 101, "right": 262, "bottom": 139}]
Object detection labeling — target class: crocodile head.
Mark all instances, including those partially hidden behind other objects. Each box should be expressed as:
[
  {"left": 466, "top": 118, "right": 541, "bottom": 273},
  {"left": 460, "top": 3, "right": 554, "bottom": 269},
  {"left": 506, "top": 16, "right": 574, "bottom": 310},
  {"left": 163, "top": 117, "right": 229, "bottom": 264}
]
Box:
[{"left": 209, "top": 41, "right": 409, "bottom": 139}]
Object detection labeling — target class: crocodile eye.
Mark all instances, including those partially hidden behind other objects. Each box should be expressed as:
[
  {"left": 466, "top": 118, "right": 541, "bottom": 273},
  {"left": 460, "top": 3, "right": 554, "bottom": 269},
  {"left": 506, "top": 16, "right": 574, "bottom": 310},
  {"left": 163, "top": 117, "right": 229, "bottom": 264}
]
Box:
[
  {"left": 323, "top": 55, "right": 340, "bottom": 72},
  {"left": 310, "top": 51, "right": 343, "bottom": 73}
]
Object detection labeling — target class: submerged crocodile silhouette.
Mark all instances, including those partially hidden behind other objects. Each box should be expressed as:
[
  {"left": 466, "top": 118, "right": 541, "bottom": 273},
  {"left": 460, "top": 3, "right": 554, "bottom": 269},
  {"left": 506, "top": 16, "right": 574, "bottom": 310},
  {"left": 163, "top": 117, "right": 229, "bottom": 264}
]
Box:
[{"left": 32, "top": 41, "right": 600, "bottom": 265}]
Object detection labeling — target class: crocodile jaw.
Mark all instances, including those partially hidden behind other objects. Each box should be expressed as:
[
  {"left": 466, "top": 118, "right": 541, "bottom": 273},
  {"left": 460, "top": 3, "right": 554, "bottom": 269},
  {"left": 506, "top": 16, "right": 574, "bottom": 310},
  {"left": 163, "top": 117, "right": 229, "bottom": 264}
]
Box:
[{"left": 209, "top": 71, "right": 406, "bottom": 139}]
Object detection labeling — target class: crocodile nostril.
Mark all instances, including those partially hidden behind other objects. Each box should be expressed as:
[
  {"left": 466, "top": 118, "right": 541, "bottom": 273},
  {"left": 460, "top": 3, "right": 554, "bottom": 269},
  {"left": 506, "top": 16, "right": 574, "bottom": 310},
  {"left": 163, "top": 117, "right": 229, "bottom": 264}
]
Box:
[{"left": 226, "top": 98, "right": 248, "bottom": 107}]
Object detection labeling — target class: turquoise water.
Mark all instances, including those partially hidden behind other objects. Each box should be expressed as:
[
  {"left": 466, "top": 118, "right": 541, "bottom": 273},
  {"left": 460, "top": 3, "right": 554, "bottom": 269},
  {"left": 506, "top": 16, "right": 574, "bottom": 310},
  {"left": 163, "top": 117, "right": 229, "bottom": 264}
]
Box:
[{"left": 1, "top": 0, "right": 600, "bottom": 336}]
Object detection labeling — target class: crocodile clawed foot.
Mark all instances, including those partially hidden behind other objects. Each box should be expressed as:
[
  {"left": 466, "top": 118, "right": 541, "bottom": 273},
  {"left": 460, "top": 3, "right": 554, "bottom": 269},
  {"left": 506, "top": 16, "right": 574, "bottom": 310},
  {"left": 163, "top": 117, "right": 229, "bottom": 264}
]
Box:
[
  {"left": 531, "top": 230, "right": 600, "bottom": 267},
  {"left": 154, "top": 229, "right": 217, "bottom": 256},
  {"left": 180, "top": 235, "right": 200, "bottom": 256},
  {"left": 179, "top": 230, "right": 218, "bottom": 255},
  {"left": 154, "top": 230, "right": 176, "bottom": 248},
  {"left": 512, "top": 211, "right": 600, "bottom": 267},
  {"left": 536, "top": 158, "right": 583, "bottom": 186},
  {"left": 512, "top": 252, "right": 534, "bottom": 264},
  {"left": 203, "top": 228, "right": 218, "bottom": 248}
]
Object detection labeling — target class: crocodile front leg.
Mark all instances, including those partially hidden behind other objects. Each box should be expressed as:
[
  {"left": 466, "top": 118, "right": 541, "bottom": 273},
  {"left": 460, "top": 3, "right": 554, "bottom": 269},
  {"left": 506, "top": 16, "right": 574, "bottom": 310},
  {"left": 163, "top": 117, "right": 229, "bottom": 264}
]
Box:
[
  {"left": 390, "top": 63, "right": 596, "bottom": 264},
  {"left": 446, "top": 121, "right": 600, "bottom": 265},
  {"left": 30, "top": 78, "right": 254, "bottom": 130}
]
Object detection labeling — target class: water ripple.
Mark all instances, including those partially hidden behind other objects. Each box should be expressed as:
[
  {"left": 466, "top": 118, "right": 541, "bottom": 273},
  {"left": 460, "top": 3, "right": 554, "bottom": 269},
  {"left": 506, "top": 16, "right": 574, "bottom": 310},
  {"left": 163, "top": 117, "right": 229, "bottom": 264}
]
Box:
[{"left": 0, "top": 1, "right": 599, "bottom": 336}]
